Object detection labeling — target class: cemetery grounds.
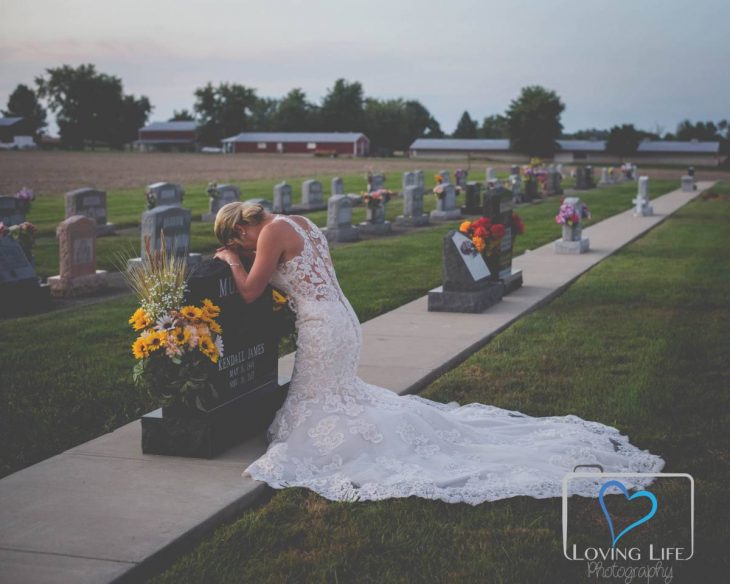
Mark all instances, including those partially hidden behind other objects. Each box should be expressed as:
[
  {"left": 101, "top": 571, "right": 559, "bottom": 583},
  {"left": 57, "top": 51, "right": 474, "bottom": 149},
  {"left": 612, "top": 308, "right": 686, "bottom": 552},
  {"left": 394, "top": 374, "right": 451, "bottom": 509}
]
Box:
[{"left": 0, "top": 151, "right": 728, "bottom": 581}]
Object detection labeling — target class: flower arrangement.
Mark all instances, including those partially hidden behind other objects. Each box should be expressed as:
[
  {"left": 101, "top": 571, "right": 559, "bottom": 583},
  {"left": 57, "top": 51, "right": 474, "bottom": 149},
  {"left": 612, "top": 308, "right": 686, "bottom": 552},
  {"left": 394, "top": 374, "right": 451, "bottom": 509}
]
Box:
[
  {"left": 362, "top": 189, "right": 392, "bottom": 209},
  {"left": 206, "top": 181, "right": 220, "bottom": 202},
  {"left": 14, "top": 187, "right": 35, "bottom": 214},
  {"left": 512, "top": 212, "right": 525, "bottom": 235},
  {"left": 459, "top": 217, "right": 507, "bottom": 257},
  {"left": 434, "top": 173, "right": 444, "bottom": 185},
  {"left": 555, "top": 201, "right": 591, "bottom": 227},
  {"left": 123, "top": 236, "right": 224, "bottom": 411},
  {"left": 454, "top": 169, "right": 467, "bottom": 183},
  {"left": 0, "top": 221, "right": 36, "bottom": 262}
]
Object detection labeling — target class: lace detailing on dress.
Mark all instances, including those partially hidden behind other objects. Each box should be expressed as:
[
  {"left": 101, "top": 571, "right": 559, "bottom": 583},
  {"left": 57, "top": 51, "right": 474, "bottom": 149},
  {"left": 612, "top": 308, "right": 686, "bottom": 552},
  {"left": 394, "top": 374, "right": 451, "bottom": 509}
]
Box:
[{"left": 244, "top": 214, "right": 665, "bottom": 505}]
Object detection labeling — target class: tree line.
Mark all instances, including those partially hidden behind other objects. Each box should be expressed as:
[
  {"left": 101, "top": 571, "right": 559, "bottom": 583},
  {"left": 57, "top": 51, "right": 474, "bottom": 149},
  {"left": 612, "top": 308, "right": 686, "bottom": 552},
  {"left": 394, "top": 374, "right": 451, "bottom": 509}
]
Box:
[{"left": 3, "top": 63, "right": 728, "bottom": 157}]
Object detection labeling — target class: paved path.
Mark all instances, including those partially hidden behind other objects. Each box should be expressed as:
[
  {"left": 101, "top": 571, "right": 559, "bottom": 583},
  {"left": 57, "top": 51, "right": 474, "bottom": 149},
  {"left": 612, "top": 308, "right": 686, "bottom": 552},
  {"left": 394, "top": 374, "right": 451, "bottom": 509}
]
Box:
[{"left": 0, "top": 182, "right": 712, "bottom": 583}]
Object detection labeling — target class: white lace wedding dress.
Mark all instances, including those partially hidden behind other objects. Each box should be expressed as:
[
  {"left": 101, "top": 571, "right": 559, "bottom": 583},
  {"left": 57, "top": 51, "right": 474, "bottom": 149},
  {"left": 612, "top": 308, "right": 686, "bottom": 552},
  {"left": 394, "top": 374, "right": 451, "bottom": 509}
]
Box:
[{"left": 242, "top": 214, "right": 665, "bottom": 505}]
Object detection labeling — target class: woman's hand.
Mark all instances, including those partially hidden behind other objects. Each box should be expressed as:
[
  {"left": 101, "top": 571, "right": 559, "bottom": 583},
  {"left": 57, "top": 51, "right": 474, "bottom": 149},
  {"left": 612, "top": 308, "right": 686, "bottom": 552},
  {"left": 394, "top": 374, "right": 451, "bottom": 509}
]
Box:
[{"left": 214, "top": 246, "right": 242, "bottom": 265}]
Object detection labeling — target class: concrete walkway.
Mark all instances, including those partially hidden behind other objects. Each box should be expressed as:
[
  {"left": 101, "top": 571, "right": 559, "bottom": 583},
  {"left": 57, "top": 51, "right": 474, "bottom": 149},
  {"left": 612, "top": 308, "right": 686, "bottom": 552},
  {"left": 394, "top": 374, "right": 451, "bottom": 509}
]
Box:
[{"left": 0, "top": 182, "right": 712, "bottom": 583}]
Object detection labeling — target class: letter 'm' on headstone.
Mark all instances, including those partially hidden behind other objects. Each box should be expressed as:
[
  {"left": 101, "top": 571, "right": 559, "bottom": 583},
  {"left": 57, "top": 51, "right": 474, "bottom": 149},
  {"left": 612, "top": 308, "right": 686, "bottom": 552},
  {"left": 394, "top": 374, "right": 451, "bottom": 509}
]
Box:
[{"left": 64, "top": 188, "right": 115, "bottom": 235}]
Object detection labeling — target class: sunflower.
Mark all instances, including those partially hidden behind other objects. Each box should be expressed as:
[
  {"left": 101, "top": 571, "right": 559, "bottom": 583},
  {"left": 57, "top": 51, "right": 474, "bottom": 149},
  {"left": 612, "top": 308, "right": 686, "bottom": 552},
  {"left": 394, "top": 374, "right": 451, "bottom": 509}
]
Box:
[
  {"left": 132, "top": 336, "right": 149, "bottom": 359},
  {"left": 201, "top": 299, "right": 221, "bottom": 320},
  {"left": 129, "top": 308, "right": 151, "bottom": 331},
  {"left": 198, "top": 335, "right": 218, "bottom": 363},
  {"left": 144, "top": 331, "right": 167, "bottom": 352},
  {"left": 207, "top": 319, "right": 222, "bottom": 334},
  {"left": 171, "top": 327, "right": 191, "bottom": 347},
  {"left": 180, "top": 305, "right": 203, "bottom": 322}
]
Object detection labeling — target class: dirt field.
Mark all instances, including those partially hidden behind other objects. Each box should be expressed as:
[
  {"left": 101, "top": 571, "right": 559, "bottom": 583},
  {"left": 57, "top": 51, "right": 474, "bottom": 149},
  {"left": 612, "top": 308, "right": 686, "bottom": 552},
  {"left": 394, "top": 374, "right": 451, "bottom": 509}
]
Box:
[{"left": 1, "top": 150, "right": 728, "bottom": 196}]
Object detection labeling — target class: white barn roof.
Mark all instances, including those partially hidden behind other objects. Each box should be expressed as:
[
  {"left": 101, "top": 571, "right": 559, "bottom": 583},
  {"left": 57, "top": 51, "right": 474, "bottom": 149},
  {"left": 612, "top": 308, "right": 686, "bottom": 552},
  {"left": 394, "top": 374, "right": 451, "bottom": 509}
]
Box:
[
  {"left": 223, "top": 132, "right": 367, "bottom": 144},
  {"left": 557, "top": 140, "right": 606, "bottom": 152},
  {"left": 140, "top": 121, "right": 198, "bottom": 132},
  {"left": 409, "top": 138, "right": 510, "bottom": 151},
  {"left": 637, "top": 140, "right": 720, "bottom": 154},
  {"left": 0, "top": 117, "right": 23, "bottom": 127}
]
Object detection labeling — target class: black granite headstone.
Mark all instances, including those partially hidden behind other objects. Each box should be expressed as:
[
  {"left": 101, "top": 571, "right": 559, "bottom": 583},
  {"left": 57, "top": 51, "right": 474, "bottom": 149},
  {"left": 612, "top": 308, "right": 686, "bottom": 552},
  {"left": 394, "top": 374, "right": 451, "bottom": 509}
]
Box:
[
  {"left": 0, "top": 237, "right": 51, "bottom": 316},
  {"left": 482, "top": 189, "right": 523, "bottom": 293},
  {"left": 461, "top": 181, "right": 482, "bottom": 214},
  {"left": 0, "top": 196, "right": 25, "bottom": 227},
  {"left": 141, "top": 258, "right": 287, "bottom": 458}
]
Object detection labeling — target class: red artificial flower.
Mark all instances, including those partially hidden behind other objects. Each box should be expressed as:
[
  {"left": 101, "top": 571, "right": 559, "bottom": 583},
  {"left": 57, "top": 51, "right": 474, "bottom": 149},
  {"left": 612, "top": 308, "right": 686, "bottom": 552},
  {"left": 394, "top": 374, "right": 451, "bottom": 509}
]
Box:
[
  {"left": 491, "top": 224, "right": 506, "bottom": 239},
  {"left": 474, "top": 226, "right": 488, "bottom": 238}
]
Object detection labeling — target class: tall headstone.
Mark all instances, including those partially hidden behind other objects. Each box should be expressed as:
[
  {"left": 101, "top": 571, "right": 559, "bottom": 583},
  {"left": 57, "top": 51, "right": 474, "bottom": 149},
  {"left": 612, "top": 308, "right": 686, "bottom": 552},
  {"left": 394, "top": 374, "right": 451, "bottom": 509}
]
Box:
[
  {"left": 632, "top": 177, "right": 654, "bottom": 216},
  {"left": 402, "top": 171, "right": 416, "bottom": 190},
  {"left": 396, "top": 185, "right": 429, "bottom": 227},
  {"left": 575, "top": 167, "right": 590, "bottom": 190},
  {"left": 202, "top": 184, "right": 240, "bottom": 222},
  {"left": 331, "top": 177, "right": 345, "bottom": 196},
  {"left": 64, "top": 188, "right": 114, "bottom": 235},
  {"left": 438, "top": 170, "right": 452, "bottom": 185},
  {"left": 430, "top": 183, "right": 461, "bottom": 221},
  {"left": 555, "top": 197, "right": 590, "bottom": 254},
  {"left": 509, "top": 174, "right": 523, "bottom": 204},
  {"left": 427, "top": 230, "right": 504, "bottom": 313},
  {"left": 0, "top": 196, "right": 24, "bottom": 227},
  {"left": 550, "top": 165, "right": 564, "bottom": 195},
  {"left": 510, "top": 165, "right": 520, "bottom": 177},
  {"left": 322, "top": 195, "right": 360, "bottom": 242},
  {"left": 128, "top": 206, "right": 202, "bottom": 270},
  {"left": 482, "top": 189, "right": 523, "bottom": 293},
  {"left": 415, "top": 170, "right": 425, "bottom": 188},
  {"left": 141, "top": 259, "right": 285, "bottom": 458},
  {"left": 300, "top": 179, "right": 325, "bottom": 210},
  {"left": 47, "top": 215, "right": 109, "bottom": 296},
  {"left": 146, "top": 182, "right": 184, "bottom": 208},
  {"left": 485, "top": 167, "right": 498, "bottom": 182},
  {"left": 461, "top": 181, "right": 482, "bottom": 215},
  {"left": 600, "top": 167, "right": 611, "bottom": 185},
  {"left": 273, "top": 182, "right": 293, "bottom": 213},
  {"left": 0, "top": 237, "right": 51, "bottom": 316}
]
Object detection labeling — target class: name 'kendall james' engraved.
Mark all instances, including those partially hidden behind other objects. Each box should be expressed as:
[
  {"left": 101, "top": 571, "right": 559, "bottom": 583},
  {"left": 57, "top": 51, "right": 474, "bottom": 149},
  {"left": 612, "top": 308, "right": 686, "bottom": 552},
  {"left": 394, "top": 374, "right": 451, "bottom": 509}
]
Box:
[{"left": 217, "top": 342, "right": 265, "bottom": 371}]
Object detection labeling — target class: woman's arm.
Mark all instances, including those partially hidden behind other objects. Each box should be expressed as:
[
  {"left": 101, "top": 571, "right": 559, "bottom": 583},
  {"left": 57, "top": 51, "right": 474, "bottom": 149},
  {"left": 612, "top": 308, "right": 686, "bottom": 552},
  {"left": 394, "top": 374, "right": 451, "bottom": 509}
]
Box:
[{"left": 215, "top": 224, "right": 284, "bottom": 304}]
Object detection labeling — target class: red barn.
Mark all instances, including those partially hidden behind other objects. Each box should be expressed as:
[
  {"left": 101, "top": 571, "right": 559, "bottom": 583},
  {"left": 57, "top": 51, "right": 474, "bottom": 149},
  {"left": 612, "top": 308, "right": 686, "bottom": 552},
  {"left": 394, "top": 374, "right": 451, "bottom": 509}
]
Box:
[
  {"left": 136, "top": 121, "right": 199, "bottom": 152},
  {"left": 222, "top": 132, "right": 369, "bottom": 157}
]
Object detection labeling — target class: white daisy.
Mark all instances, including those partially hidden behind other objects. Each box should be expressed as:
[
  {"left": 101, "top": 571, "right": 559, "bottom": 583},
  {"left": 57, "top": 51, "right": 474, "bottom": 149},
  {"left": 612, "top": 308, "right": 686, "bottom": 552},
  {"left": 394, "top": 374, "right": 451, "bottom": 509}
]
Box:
[
  {"left": 155, "top": 314, "right": 176, "bottom": 332},
  {"left": 214, "top": 335, "right": 224, "bottom": 357}
]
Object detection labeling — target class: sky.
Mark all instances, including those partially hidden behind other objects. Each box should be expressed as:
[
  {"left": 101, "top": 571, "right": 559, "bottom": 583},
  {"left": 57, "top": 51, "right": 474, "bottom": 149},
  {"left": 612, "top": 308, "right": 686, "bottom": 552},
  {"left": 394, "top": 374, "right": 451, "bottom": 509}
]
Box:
[{"left": 1, "top": 0, "right": 728, "bottom": 136}]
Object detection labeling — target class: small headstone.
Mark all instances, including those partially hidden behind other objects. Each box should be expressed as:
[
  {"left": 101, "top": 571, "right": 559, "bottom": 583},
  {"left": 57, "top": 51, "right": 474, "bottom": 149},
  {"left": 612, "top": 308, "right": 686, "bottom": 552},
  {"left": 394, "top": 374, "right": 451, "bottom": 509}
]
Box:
[
  {"left": 273, "top": 182, "right": 293, "bottom": 213},
  {"left": 461, "top": 181, "right": 482, "bottom": 215},
  {"left": 0, "top": 196, "right": 25, "bottom": 227},
  {"left": 632, "top": 177, "right": 654, "bottom": 216},
  {"left": 430, "top": 183, "right": 462, "bottom": 222},
  {"left": 64, "top": 188, "right": 114, "bottom": 236},
  {"left": 128, "top": 206, "right": 201, "bottom": 270},
  {"left": 427, "top": 230, "right": 504, "bottom": 313},
  {"left": 555, "top": 197, "right": 590, "bottom": 254},
  {"left": 550, "top": 166, "right": 564, "bottom": 195},
  {"left": 202, "top": 184, "right": 240, "bottom": 222},
  {"left": 509, "top": 175, "right": 523, "bottom": 204},
  {"left": 396, "top": 185, "right": 429, "bottom": 227},
  {"left": 438, "top": 170, "right": 452, "bottom": 185},
  {"left": 331, "top": 177, "right": 344, "bottom": 196},
  {"left": 600, "top": 167, "right": 610, "bottom": 185},
  {"left": 681, "top": 175, "right": 695, "bottom": 192},
  {"left": 146, "top": 182, "right": 184, "bottom": 209},
  {"left": 359, "top": 193, "right": 392, "bottom": 235},
  {"left": 47, "top": 215, "right": 109, "bottom": 296},
  {"left": 322, "top": 195, "right": 359, "bottom": 242},
  {"left": 300, "top": 179, "right": 325, "bottom": 210},
  {"left": 0, "top": 237, "right": 51, "bottom": 316},
  {"left": 244, "top": 198, "right": 273, "bottom": 211},
  {"left": 368, "top": 173, "right": 386, "bottom": 192}
]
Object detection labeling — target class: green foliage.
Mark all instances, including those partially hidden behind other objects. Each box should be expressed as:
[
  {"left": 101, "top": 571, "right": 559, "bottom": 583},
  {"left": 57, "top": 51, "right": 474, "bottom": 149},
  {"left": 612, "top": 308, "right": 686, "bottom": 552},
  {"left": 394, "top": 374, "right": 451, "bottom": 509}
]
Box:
[
  {"left": 269, "top": 88, "right": 318, "bottom": 132},
  {"left": 452, "top": 111, "right": 478, "bottom": 139},
  {"left": 507, "top": 85, "right": 565, "bottom": 157},
  {"left": 2, "top": 84, "right": 47, "bottom": 139},
  {"left": 478, "top": 114, "right": 509, "bottom": 139},
  {"left": 169, "top": 109, "right": 195, "bottom": 121},
  {"left": 605, "top": 124, "right": 641, "bottom": 159},
  {"left": 320, "top": 78, "right": 366, "bottom": 132},
  {"left": 363, "top": 98, "right": 441, "bottom": 153},
  {"left": 35, "top": 63, "right": 151, "bottom": 150},
  {"left": 194, "top": 82, "right": 259, "bottom": 146}
]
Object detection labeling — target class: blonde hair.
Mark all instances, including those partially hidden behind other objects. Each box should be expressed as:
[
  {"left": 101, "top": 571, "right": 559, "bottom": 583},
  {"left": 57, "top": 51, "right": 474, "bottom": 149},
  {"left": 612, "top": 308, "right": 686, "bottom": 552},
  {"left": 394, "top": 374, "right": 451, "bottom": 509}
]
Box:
[{"left": 214, "top": 202, "right": 267, "bottom": 246}]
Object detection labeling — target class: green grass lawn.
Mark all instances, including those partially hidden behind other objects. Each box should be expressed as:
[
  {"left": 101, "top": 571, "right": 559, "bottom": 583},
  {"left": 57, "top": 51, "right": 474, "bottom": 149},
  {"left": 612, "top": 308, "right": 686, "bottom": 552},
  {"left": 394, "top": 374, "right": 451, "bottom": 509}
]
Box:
[
  {"left": 147, "top": 184, "right": 730, "bottom": 583},
  {"left": 0, "top": 179, "right": 677, "bottom": 479}
]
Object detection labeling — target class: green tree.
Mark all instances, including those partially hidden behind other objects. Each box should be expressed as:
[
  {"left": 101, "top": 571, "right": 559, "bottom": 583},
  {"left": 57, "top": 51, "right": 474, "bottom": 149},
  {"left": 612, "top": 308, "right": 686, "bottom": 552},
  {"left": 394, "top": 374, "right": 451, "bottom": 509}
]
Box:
[
  {"left": 170, "top": 109, "right": 195, "bottom": 121},
  {"left": 2, "top": 84, "right": 47, "bottom": 139},
  {"left": 363, "top": 98, "right": 443, "bottom": 154},
  {"left": 675, "top": 119, "right": 723, "bottom": 142},
  {"left": 403, "top": 100, "right": 442, "bottom": 140},
  {"left": 478, "top": 114, "right": 509, "bottom": 138},
  {"left": 320, "top": 79, "right": 365, "bottom": 132},
  {"left": 562, "top": 128, "right": 609, "bottom": 140},
  {"left": 605, "top": 124, "right": 641, "bottom": 160},
  {"left": 506, "top": 86, "right": 565, "bottom": 157},
  {"left": 453, "top": 111, "right": 478, "bottom": 138},
  {"left": 35, "top": 64, "right": 151, "bottom": 150},
  {"left": 271, "top": 88, "right": 318, "bottom": 131},
  {"left": 193, "top": 82, "right": 258, "bottom": 146}
]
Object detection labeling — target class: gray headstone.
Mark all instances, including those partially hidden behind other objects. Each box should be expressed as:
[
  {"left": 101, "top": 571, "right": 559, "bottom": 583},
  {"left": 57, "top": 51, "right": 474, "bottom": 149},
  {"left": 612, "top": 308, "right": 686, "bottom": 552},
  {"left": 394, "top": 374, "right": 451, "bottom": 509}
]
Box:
[
  {"left": 438, "top": 170, "right": 452, "bottom": 185},
  {"left": 402, "top": 171, "right": 416, "bottom": 190},
  {"left": 331, "top": 177, "right": 344, "bottom": 196},
  {"left": 323, "top": 195, "right": 359, "bottom": 242},
  {"left": 273, "top": 182, "right": 293, "bottom": 213},
  {"left": 64, "top": 188, "right": 108, "bottom": 226},
  {"left": 301, "top": 180, "right": 324, "bottom": 206},
  {"left": 244, "top": 198, "right": 273, "bottom": 211},
  {"left": 415, "top": 170, "right": 425, "bottom": 188},
  {"left": 681, "top": 175, "right": 695, "bottom": 192},
  {"left": 0, "top": 236, "right": 36, "bottom": 283},
  {"left": 0, "top": 196, "right": 25, "bottom": 227},
  {"left": 486, "top": 167, "right": 497, "bottom": 181},
  {"left": 368, "top": 173, "right": 386, "bottom": 192},
  {"left": 633, "top": 177, "right": 653, "bottom": 216},
  {"left": 211, "top": 184, "right": 240, "bottom": 214},
  {"left": 146, "top": 182, "right": 184, "bottom": 208},
  {"left": 555, "top": 196, "right": 590, "bottom": 253},
  {"left": 140, "top": 206, "right": 192, "bottom": 259},
  {"left": 430, "top": 183, "right": 462, "bottom": 221}
]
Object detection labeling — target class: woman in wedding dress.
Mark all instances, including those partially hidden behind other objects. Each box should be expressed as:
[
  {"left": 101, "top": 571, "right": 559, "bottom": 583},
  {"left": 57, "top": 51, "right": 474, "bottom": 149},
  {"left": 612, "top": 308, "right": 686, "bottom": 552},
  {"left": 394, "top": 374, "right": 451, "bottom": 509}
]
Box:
[{"left": 213, "top": 202, "right": 664, "bottom": 505}]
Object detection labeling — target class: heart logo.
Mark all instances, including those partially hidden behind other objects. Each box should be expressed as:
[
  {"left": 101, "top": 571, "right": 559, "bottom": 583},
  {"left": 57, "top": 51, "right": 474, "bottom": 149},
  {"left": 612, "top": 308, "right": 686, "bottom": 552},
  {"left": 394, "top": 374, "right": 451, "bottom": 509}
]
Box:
[{"left": 599, "top": 480, "right": 658, "bottom": 547}]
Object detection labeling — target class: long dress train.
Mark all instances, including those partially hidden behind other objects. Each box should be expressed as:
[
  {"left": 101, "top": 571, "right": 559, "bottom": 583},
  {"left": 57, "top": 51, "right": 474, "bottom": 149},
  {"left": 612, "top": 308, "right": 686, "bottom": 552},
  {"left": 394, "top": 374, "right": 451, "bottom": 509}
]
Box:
[{"left": 243, "top": 214, "right": 664, "bottom": 505}]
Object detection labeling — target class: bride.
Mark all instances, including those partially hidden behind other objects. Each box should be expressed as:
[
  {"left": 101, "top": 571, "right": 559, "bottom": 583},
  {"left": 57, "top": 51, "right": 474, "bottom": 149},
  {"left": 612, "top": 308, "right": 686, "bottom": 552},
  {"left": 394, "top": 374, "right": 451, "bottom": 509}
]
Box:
[{"left": 213, "top": 202, "right": 664, "bottom": 505}]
